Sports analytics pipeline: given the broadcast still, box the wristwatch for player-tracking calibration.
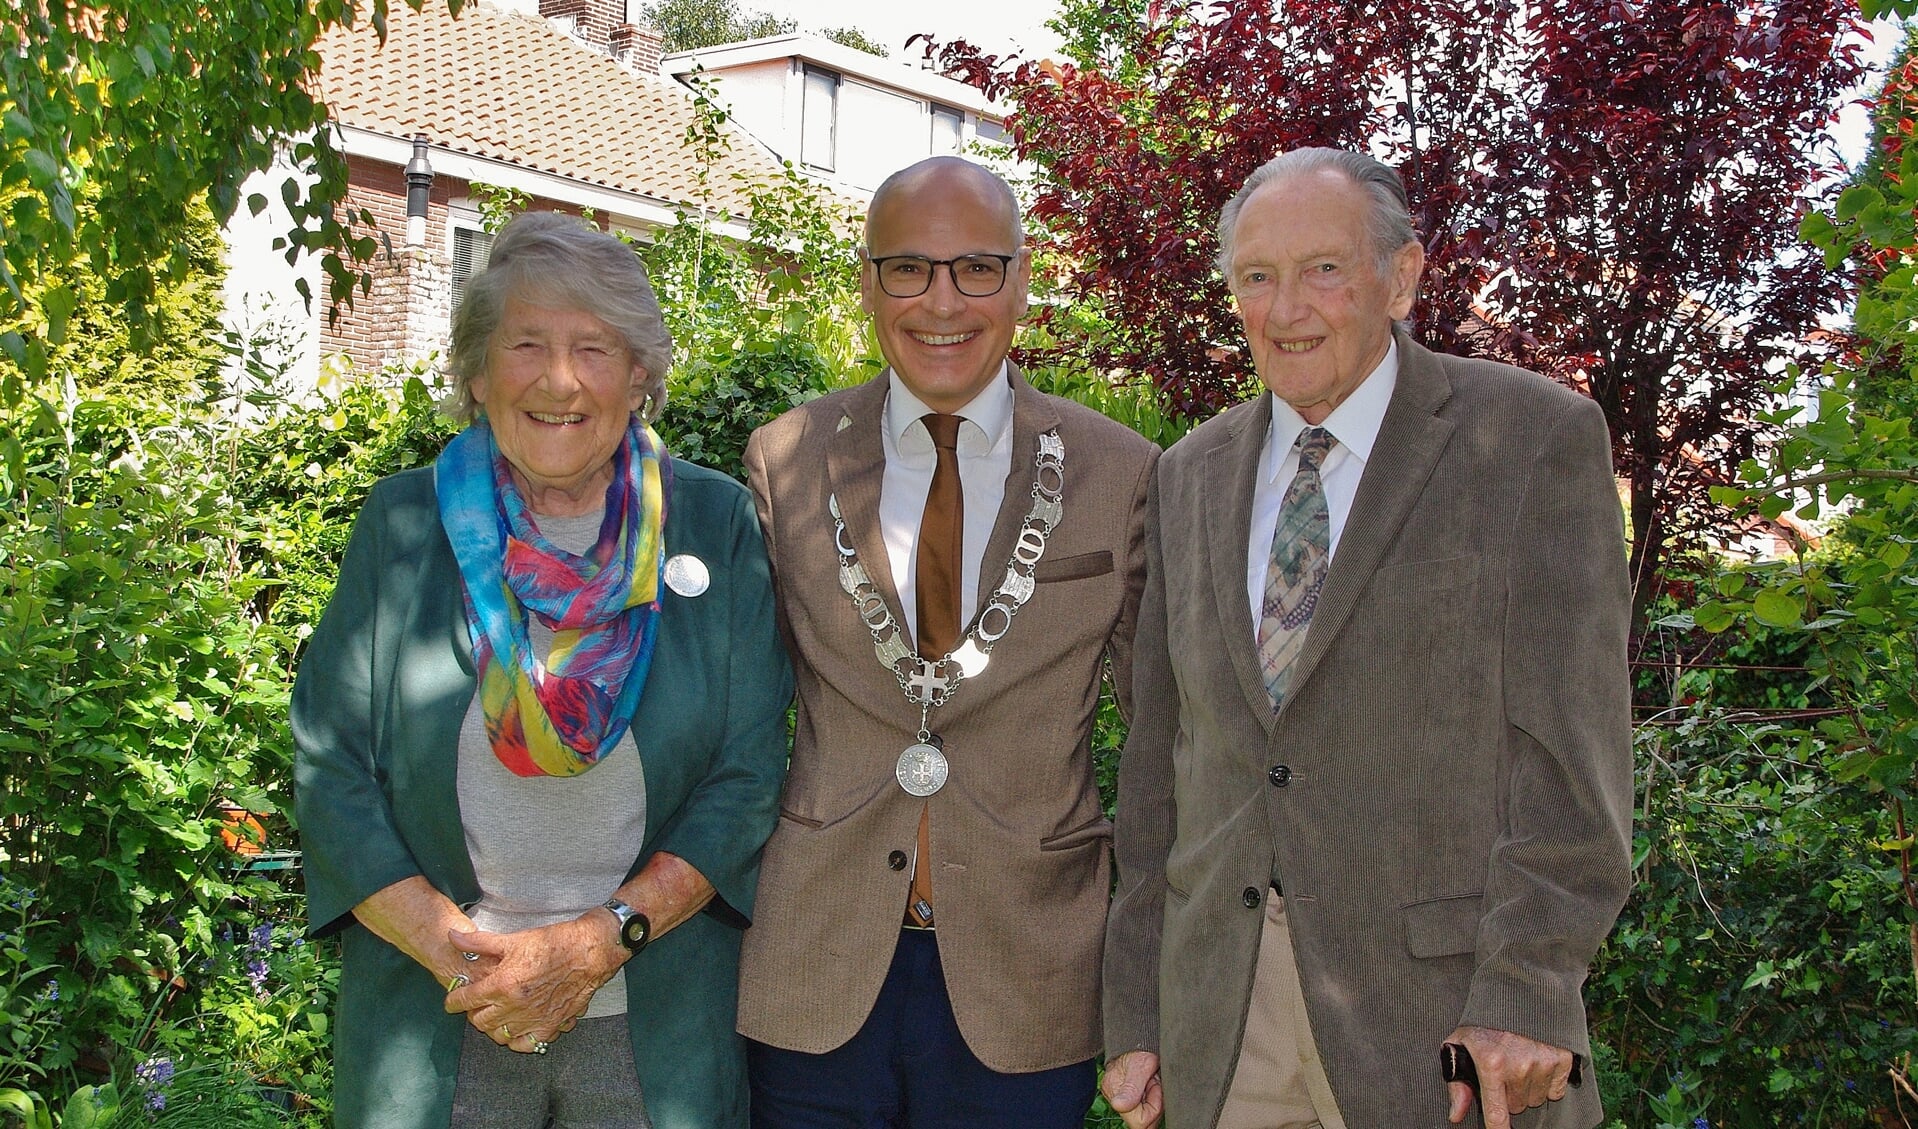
[601,898,652,954]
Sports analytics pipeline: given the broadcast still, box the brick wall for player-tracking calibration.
[318,155,459,373]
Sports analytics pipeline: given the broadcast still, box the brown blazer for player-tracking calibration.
[739,366,1159,1072]
[1104,331,1633,1127]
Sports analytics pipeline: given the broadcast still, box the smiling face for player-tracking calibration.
[861,164,1031,414]
[469,294,645,516]
[1227,168,1424,424]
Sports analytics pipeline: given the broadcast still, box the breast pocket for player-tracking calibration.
[1034,550,1113,584]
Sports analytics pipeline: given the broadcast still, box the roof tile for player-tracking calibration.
[315,1,791,215]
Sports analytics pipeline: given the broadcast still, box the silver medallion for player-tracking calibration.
[664,554,710,597]
[895,742,949,797]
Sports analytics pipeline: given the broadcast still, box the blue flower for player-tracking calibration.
[249,923,273,951]
[41,979,56,1001]
[1846,1079,1858,1091]
[1694,1119,1709,1129]
[247,956,270,990]
[135,1056,175,1087]
[134,1055,176,1111]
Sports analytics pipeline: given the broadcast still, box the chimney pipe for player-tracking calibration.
[404,134,434,247]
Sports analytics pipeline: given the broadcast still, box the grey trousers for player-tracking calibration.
[450,1015,651,1129]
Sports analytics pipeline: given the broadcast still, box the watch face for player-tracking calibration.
[620,911,651,951]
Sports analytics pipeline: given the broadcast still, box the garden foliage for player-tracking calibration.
[3,4,1913,1124]
[930,0,1866,618]
[1587,36,1918,1125]
[0,0,428,365]
[0,371,334,1118]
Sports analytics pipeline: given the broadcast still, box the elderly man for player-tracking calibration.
[1100,147,1633,1129]
[739,156,1158,1127]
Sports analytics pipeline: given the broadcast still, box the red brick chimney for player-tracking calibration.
[537,0,623,51]
[609,23,666,75]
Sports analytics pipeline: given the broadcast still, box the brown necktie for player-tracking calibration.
[915,413,964,659]
[907,412,962,927]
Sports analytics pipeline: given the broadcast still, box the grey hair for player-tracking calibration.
[1216,148,1418,278]
[865,156,1026,249]
[444,211,673,423]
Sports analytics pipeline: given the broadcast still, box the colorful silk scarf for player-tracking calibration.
[436,417,671,777]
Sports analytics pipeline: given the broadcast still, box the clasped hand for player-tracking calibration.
[442,915,626,1053]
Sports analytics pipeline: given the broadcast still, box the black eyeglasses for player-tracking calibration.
[865,253,1016,298]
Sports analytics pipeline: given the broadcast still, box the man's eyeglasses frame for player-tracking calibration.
[863,253,1018,299]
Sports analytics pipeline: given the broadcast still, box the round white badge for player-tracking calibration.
[663,554,710,598]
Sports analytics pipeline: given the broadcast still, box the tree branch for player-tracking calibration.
[1761,468,1918,492]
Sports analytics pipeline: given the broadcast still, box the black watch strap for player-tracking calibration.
[601,898,652,954]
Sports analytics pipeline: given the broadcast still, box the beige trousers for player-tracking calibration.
[1215,892,1348,1129]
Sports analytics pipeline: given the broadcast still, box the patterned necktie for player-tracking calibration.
[1258,427,1335,710]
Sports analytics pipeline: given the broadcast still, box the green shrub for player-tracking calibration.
[231,363,459,638]
[1594,708,1915,1125]
[0,376,298,1093]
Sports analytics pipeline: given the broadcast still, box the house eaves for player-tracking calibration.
[663,33,1007,119]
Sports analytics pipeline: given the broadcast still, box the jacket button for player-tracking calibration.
[887,850,908,871]
[1242,886,1262,909]
[1268,764,1291,787]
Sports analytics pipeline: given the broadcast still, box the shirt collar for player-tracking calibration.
[885,362,1014,454]
[1264,338,1398,478]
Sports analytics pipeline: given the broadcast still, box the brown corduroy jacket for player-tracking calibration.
[1104,330,1634,1128]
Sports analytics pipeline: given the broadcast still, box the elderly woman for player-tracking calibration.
[292,212,791,1129]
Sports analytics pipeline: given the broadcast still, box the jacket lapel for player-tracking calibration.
[974,366,1059,616]
[826,374,906,645]
[1206,392,1280,735]
[1283,331,1455,708]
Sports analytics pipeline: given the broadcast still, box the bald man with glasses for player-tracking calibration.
[738,156,1159,1128]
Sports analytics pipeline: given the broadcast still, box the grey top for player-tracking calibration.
[458,507,648,1018]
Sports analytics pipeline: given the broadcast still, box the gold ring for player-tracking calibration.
[498,1024,512,1040]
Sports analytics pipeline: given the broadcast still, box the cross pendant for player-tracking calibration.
[906,659,945,702]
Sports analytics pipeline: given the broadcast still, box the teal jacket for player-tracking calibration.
[291,459,792,1129]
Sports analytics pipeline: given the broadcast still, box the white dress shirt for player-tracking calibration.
[879,365,1015,648]
[1245,341,1399,639]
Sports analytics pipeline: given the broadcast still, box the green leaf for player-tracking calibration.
[1,109,33,143]
[21,148,58,187]
[1693,601,1736,633]
[39,284,75,347]
[1752,588,1802,628]
[1836,184,1882,221]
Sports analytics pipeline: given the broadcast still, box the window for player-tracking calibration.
[930,104,963,155]
[802,65,839,171]
[450,225,495,314]
[976,118,1008,145]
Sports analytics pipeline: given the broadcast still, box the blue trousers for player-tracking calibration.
[747,928,1095,1129]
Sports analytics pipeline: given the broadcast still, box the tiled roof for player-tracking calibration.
[315,1,789,216]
